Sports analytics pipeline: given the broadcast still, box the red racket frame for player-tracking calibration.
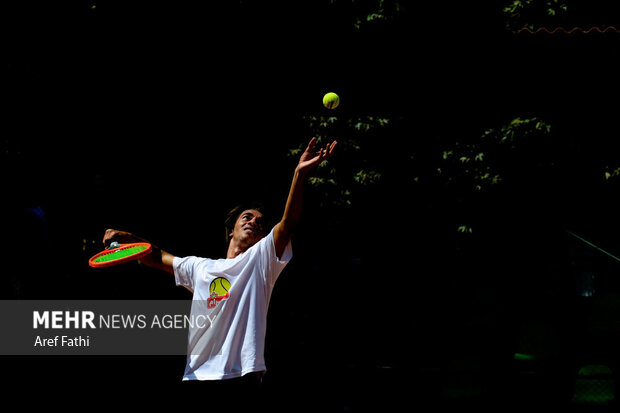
[88,242,152,268]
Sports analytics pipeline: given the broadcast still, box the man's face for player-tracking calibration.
[229,209,265,248]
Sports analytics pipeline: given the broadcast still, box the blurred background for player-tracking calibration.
[3,0,620,411]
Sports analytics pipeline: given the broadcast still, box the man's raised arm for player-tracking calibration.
[273,138,337,258]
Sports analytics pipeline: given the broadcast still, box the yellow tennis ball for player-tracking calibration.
[323,92,340,109]
[209,277,231,297]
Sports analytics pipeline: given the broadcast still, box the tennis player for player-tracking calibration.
[102,138,336,402]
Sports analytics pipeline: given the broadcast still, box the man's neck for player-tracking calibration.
[226,241,248,259]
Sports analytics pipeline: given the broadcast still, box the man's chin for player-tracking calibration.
[249,234,265,245]
[239,234,261,247]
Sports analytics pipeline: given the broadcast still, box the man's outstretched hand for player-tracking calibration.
[296,137,337,176]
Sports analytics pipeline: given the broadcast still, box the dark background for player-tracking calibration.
[3,1,620,411]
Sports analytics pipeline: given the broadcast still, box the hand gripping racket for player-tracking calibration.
[89,241,152,268]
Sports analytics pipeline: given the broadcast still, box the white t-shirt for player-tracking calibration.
[173,228,292,380]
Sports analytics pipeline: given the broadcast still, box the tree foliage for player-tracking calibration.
[329,0,402,29]
[438,117,552,193]
[503,0,569,30]
[288,114,559,236]
[288,115,390,209]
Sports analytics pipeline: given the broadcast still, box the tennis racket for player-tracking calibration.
[89,242,152,268]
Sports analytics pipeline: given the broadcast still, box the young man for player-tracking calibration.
[102,138,336,385]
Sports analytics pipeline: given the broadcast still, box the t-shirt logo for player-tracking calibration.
[207,277,231,309]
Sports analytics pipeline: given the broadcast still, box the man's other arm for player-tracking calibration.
[273,138,337,259]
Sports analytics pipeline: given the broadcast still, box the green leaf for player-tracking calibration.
[308,177,325,186]
[288,148,302,157]
[353,169,382,185]
[366,13,386,22]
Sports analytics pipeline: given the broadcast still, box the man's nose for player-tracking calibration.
[248,217,262,229]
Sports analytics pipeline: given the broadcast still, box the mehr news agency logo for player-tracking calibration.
[28,278,231,350]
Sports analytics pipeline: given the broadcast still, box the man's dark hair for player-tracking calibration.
[224,202,267,245]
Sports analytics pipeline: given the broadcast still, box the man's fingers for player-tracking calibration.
[319,142,336,161]
[328,141,337,158]
[299,138,336,169]
[306,137,317,152]
[103,230,115,247]
[102,228,134,247]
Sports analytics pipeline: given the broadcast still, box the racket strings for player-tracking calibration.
[93,245,149,263]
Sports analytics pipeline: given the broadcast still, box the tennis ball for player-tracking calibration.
[210,277,231,297]
[323,92,340,109]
